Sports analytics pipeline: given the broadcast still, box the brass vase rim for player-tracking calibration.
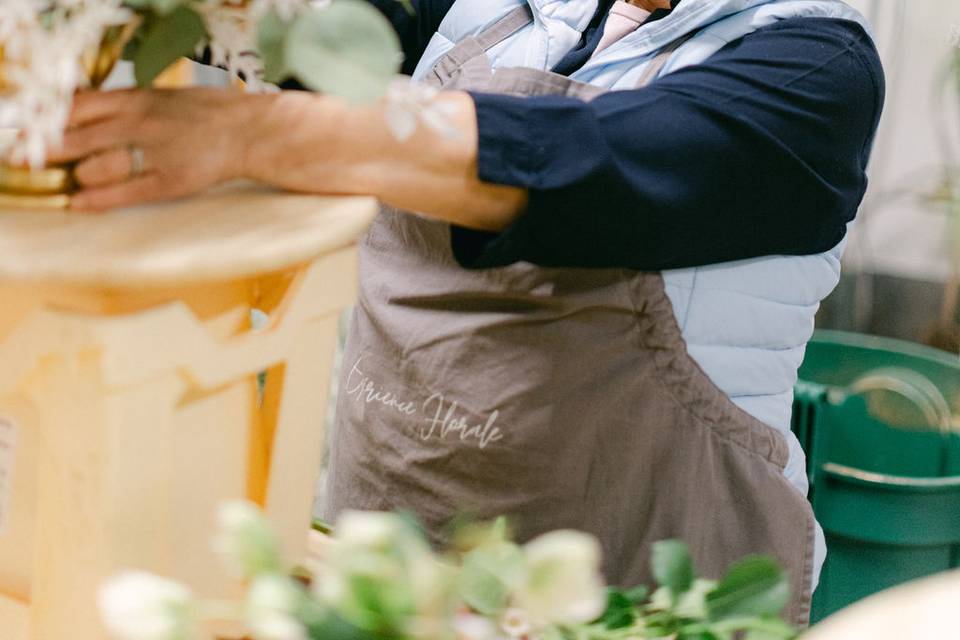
[0,163,73,196]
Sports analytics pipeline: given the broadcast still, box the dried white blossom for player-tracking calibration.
[0,0,130,167]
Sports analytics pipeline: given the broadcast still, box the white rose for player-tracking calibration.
[246,575,307,640]
[516,530,607,626]
[335,510,406,550]
[98,571,194,640]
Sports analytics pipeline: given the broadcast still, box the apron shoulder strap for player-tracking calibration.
[475,4,535,51]
[634,31,697,89]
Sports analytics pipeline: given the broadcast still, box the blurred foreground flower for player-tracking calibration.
[214,499,284,577]
[246,574,309,640]
[99,503,797,640]
[517,530,606,627]
[98,571,195,640]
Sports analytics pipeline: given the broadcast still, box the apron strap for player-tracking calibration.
[428,4,534,88]
[634,31,697,89]
[475,4,536,51]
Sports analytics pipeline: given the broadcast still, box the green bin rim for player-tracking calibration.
[810,329,960,368]
[809,330,960,371]
[822,462,960,493]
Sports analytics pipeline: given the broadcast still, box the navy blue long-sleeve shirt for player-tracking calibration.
[368,1,885,270]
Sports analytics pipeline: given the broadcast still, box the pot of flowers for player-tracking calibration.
[0,0,403,208]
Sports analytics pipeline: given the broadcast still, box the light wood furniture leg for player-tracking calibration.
[0,246,358,639]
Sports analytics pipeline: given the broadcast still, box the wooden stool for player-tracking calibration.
[0,182,377,639]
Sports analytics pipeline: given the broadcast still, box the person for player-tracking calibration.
[51,0,884,625]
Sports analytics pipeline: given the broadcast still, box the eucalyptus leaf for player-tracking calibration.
[132,5,207,87]
[281,0,402,101]
[706,556,789,621]
[651,540,695,595]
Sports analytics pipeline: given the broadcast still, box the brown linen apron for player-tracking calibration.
[324,5,817,626]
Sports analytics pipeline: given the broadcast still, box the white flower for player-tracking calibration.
[213,500,283,577]
[98,571,195,640]
[499,608,532,638]
[195,1,279,93]
[516,531,607,627]
[245,575,308,640]
[335,509,408,549]
[317,511,456,638]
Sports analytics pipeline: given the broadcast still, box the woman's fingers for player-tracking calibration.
[47,119,130,164]
[70,174,167,212]
[68,90,141,127]
[74,147,145,188]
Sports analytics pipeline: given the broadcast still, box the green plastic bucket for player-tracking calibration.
[795,331,960,622]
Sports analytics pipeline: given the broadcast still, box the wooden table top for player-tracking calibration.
[0,181,378,286]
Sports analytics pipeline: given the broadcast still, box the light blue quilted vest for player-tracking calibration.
[411,0,870,502]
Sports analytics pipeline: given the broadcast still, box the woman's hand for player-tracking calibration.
[56,86,527,231]
[51,88,257,210]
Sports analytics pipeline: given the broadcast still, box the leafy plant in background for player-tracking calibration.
[0,0,404,168]
[98,502,798,640]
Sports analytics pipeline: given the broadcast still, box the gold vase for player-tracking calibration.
[0,20,140,210]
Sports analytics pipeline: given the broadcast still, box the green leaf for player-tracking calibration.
[258,8,292,83]
[706,556,790,621]
[132,5,207,87]
[625,585,649,604]
[596,589,637,629]
[677,632,722,640]
[277,0,402,101]
[345,572,412,634]
[304,609,384,640]
[458,543,524,614]
[651,540,695,595]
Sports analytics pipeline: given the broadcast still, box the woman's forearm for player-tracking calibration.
[240,90,528,232]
